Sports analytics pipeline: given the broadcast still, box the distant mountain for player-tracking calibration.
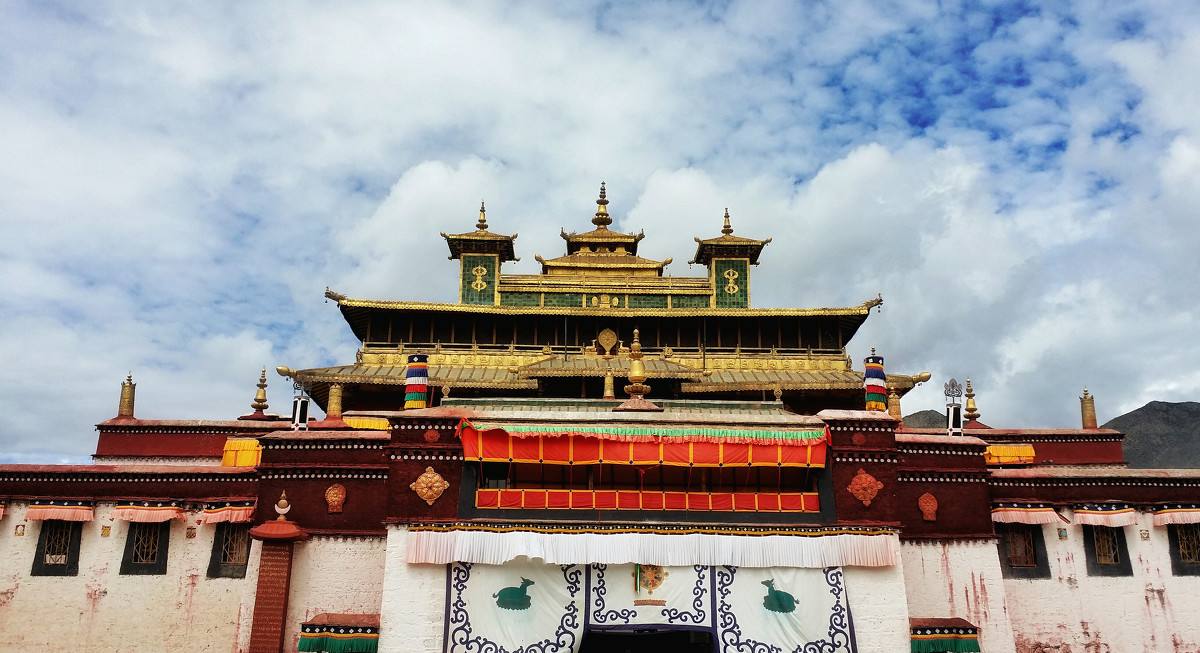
[1104,401,1200,469]
[903,409,946,429]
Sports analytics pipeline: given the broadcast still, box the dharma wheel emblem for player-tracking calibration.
[847,468,884,507]
[723,268,740,295]
[470,265,489,292]
[410,466,450,506]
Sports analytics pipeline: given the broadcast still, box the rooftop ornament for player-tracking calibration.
[593,182,611,228]
[945,377,964,436]
[964,378,980,421]
[614,329,662,412]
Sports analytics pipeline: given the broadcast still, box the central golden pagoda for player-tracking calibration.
[284,184,927,413]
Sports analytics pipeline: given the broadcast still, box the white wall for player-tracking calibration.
[284,534,387,651]
[1005,511,1200,652]
[377,526,449,653]
[843,537,911,653]
[0,501,259,652]
[901,540,1016,653]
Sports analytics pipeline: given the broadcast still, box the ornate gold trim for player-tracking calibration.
[332,296,882,318]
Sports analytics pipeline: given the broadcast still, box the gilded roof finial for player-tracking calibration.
[964,378,980,421]
[274,491,291,521]
[118,373,136,418]
[477,200,488,231]
[615,329,661,411]
[1081,387,1098,429]
[722,208,733,235]
[592,181,611,228]
[251,368,269,412]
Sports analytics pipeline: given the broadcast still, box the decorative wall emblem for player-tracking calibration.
[761,579,797,613]
[597,328,619,356]
[470,265,489,292]
[918,492,938,521]
[410,466,450,506]
[723,268,740,294]
[14,524,25,537]
[423,428,441,443]
[632,564,668,606]
[100,525,111,537]
[325,483,347,513]
[847,468,884,507]
[493,577,534,610]
[851,432,866,446]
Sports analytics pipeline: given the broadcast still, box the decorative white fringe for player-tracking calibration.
[1072,511,1138,527]
[1153,509,1200,526]
[991,509,1062,525]
[406,529,898,568]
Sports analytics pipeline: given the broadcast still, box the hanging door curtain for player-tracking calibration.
[990,503,1062,524]
[197,500,257,524]
[476,489,819,512]
[1072,503,1138,527]
[298,614,380,653]
[458,420,828,468]
[910,625,980,653]
[112,500,185,522]
[1152,503,1200,526]
[407,523,898,568]
[0,503,5,521]
[441,560,855,653]
[25,499,94,521]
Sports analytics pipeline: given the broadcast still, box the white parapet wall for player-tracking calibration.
[378,525,451,653]
[284,533,388,650]
[843,541,911,653]
[0,501,259,652]
[1005,511,1200,652]
[900,539,1016,653]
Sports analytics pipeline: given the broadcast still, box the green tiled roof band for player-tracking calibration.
[469,422,827,442]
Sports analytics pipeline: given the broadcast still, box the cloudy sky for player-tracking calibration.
[3,1,1198,462]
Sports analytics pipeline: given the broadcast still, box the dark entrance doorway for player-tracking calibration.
[580,629,713,653]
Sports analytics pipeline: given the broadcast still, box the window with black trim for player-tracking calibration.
[207,523,252,578]
[31,520,83,576]
[1082,525,1132,576]
[1168,523,1200,576]
[996,523,1050,579]
[119,521,171,575]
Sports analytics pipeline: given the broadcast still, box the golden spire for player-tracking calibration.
[1081,388,1098,429]
[118,373,136,418]
[964,378,980,421]
[592,182,611,228]
[614,329,660,412]
[477,200,488,230]
[251,368,269,412]
[721,208,733,235]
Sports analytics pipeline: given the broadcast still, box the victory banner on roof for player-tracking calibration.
[442,560,855,653]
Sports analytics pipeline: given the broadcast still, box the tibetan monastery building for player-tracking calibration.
[1,185,1199,653]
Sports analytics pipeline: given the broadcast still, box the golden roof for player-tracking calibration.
[327,292,883,318]
[559,183,647,256]
[690,209,772,265]
[282,363,536,390]
[518,355,704,379]
[440,201,518,262]
[681,369,927,394]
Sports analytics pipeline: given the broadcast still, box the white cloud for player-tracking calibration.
[2,1,1199,460]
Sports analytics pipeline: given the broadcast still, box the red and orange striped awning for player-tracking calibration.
[459,423,826,468]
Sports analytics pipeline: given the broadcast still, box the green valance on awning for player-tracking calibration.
[298,616,379,653]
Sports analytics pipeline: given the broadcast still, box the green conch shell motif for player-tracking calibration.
[493,577,534,610]
[761,579,796,613]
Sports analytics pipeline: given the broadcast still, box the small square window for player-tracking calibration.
[120,521,171,575]
[1169,524,1200,576]
[207,523,252,579]
[1082,525,1132,576]
[996,523,1050,579]
[31,520,82,576]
